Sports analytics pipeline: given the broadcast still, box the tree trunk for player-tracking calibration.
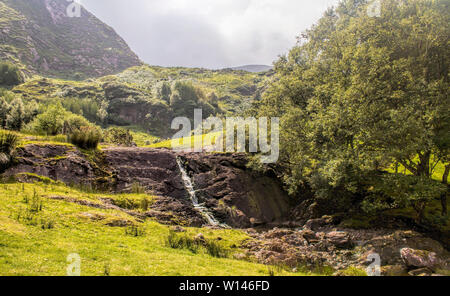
[417,151,431,177]
[441,164,449,216]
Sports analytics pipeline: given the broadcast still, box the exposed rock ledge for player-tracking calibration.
[4,144,292,228]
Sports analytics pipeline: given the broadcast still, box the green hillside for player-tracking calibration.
[0,0,141,80]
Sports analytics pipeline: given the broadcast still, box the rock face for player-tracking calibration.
[5,144,95,185]
[180,153,291,228]
[4,145,292,228]
[0,0,141,79]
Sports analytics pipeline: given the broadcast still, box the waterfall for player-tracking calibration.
[176,157,228,228]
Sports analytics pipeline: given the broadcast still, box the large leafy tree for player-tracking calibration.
[255,0,449,215]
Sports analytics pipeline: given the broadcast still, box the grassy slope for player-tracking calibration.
[0,182,305,276]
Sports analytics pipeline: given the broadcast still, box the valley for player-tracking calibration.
[0,0,449,277]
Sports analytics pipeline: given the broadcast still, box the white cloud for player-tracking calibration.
[78,0,340,68]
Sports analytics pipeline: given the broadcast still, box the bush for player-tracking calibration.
[69,126,101,150]
[104,127,134,146]
[0,61,24,86]
[0,130,18,171]
[165,231,229,258]
[362,174,447,222]
[28,102,94,136]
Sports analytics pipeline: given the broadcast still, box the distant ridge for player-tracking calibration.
[229,65,273,73]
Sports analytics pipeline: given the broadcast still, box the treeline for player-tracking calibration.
[253,0,449,220]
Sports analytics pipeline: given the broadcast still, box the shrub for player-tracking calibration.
[0,130,18,171]
[28,102,93,136]
[28,103,67,135]
[0,97,9,128]
[131,181,146,194]
[69,126,101,150]
[165,231,229,258]
[5,97,24,130]
[362,174,447,222]
[165,231,199,253]
[0,61,24,86]
[125,224,145,237]
[104,127,134,146]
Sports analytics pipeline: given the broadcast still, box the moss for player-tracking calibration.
[339,215,374,229]
[335,267,367,276]
[16,172,63,185]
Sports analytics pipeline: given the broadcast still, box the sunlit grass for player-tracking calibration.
[0,181,309,276]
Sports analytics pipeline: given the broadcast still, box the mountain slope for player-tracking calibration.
[0,0,141,79]
[230,65,273,73]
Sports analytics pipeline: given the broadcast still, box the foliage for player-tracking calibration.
[104,127,134,146]
[0,61,23,86]
[170,81,217,120]
[0,130,18,171]
[253,0,450,214]
[68,126,101,150]
[362,174,447,221]
[61,97,107,125]
[27,102,94,136]
[165,231,229,258]
[0,96,38,131]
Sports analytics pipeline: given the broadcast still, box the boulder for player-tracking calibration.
[326,231,353,249]
[400,248,441,270]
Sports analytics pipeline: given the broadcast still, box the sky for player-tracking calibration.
[78,0,340,69]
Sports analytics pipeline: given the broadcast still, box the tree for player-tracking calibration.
[254,0,449,214]
[29,102,93,136]
[158,82,172,104]
[5,98,25,130]
[0,97,9,128]
[0,61,24,86]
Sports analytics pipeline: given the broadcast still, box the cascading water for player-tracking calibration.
[176,157,228,228]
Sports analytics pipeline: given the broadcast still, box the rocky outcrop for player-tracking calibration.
[5,144,95,185]
[241,226,450,275]
[4,145,292,228]
[0,0,141,79]
[180,153,292,228]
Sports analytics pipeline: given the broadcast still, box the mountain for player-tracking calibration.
[230,65,273,73]
[0,0,141,80]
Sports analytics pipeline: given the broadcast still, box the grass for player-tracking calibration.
[148,131,224,151]
[0,181,309,276]
[388,156,448,182]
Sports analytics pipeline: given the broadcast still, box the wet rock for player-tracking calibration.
[304,216,334,231]
[326,231,353,249]
[299,229,317,242]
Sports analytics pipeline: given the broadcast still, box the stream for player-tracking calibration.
[176,157,229,228]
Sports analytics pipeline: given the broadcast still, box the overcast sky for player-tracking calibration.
[78,0,340,69]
